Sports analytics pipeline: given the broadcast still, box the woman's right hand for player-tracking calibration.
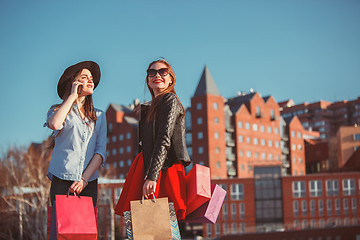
[143,179,157,199]
[69,81,82,99]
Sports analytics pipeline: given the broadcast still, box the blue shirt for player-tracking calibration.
[44,103,107,182]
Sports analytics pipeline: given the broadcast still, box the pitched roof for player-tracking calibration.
[109,103,133,114]
[194,66,220,97]
[226,92,256,113]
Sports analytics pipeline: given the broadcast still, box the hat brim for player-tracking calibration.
[57,61,101,100]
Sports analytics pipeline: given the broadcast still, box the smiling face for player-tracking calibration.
[75,69,94,96]
[147,62,173,97]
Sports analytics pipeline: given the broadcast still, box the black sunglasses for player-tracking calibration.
[147,68,169,77]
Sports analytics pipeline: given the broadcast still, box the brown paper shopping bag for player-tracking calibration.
[130,197,172,240]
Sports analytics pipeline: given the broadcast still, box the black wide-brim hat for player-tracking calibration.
[57,61,101,100]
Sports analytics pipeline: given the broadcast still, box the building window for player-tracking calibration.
[256,106,261,117]
[119,147,124,154]
[126,132,131,139]
[268,126,272,133]
[274,127,279,134]
[119,134,124,141]
[252,124,258,131]
[112,149,117,156]
[222,203,228,220]
[344,199,349,215]
[302,200,307,217]
[238,121,243,128]
[319,199,324,216]
[214,132,219,139]
[326,179,339,196]
[343,179,355,196]
[216,162,221,168]
[298,132,302,138]
[223,223,229,234]
[215,147,220,154]
[206,224,212,237]
[351,198,357,215]
[310,200,315,216]
[112,136,117,142]
[126,146,131,153]
[309,180,323,197]
[231,203,237,220]
[196,103,202,110]
[247,151,251,158]
[353,134,360,141]
[238,136,243,142]
[239,150,244,157]
[197,117,203,125]
[268,140,273,147]
[261,139,266,146]
[127,159,132,166]
[240,203,245,219]
[271,109,275,119]
[260,125,265,132]
[293,200,299,217]
[198,147,204,154]
[215,223,220,236]
[293,157,297,164]
[231,223,237,234]
[275,141,280,148]
[214,117,219,124]
[253,138,258,145]
[327,199,332,216]
[198,132,203,139]
[213,102,218,110]
[292,144,296,150]
[298,144,303,150]
[230,184,244,200]
[120,161,124,167]
[246,137,251,144]
[293,181,306,198]
[335,199,341,215]
[245,122,250,130]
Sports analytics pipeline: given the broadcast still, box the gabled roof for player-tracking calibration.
[109,103,133,114]
[124,116,138,127]
[226,92,256,114]
[194,66,220,97]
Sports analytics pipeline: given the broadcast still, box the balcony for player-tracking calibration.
[226,154,236,161]
[282,160,290,168]
[226,140,235,147]
[282,146,289,155]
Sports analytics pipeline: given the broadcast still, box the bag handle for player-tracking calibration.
[66,188,81,199]
[141,193,156,204]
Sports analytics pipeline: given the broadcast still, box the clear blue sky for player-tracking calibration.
[1,0,359,148]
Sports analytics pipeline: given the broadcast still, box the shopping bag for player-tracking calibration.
[185,164,211,215]
[48,205,98,240]
[55,194,97,240]
[124,202,181,240]
[130,197,173,240]
[185,184,227,224]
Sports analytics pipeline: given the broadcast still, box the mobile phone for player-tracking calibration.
[77,85,83,94]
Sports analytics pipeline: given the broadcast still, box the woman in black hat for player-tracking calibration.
[44,61,107,207]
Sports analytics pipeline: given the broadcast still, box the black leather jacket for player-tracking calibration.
[138,92,191,181]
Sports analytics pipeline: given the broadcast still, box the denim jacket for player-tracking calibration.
[44,103,107,182]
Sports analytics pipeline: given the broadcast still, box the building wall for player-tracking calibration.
[337,126,360,168]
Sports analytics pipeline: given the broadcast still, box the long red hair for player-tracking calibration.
[145,59,185,122]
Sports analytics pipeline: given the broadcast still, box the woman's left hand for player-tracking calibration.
[70,179,88,194]
[143,179,157,199]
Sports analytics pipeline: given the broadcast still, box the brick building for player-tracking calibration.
[281,97,360,139]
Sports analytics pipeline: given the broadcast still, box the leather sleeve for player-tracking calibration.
[146,93,180,181]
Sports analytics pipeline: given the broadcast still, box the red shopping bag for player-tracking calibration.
[47,206,98,240]
[185,164,211,215]
[185,184,227,224]
[54,194,97,240]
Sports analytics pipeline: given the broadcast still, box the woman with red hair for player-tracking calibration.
[115,59,191,220]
